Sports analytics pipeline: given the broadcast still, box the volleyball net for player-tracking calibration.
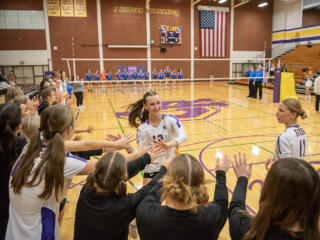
[60,57,276,86]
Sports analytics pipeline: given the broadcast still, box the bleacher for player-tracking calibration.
[280,43,320,83]
[233,43,320,93]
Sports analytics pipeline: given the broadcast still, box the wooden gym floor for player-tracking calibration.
[61,81,320,240]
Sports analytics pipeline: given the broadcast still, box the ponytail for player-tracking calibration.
[37,132,65,200]
[282,98,308,120]
[11,105,73,201]
[299,109,308,119]
[127,99,147,128]
[127,91,158,128]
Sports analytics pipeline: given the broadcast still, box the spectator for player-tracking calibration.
[5,88,23,103]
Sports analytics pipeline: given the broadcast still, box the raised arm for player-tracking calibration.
[212,155,230,232]
[229,153,252,240]
[64,134,133,152]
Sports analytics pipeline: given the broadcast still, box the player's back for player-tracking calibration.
[276,125,307,160]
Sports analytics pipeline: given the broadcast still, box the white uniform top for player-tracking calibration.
[6,149,86,240]
[314,76,320,94]
[137,114,187,173]
[275,125,307,160]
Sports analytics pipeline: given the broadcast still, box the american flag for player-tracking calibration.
[199,9,227,57]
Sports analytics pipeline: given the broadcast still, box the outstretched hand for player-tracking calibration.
[148,145,165,164]
[215,154,230,173]
[231,153,252,179]
[105,133,122,141]
[265,155,275,170]
[86,126,94,133]
[115,133,135,150]
[155,139,170,150]
[161,154,175,168]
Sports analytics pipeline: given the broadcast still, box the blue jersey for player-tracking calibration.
[94,73,100,80]
[178,72,183,79]
[159,72,164,80]
[107,73,112,80]
[144,72,150,80]
[165,70,170,77]
[246,70,256,82]
[255,70,263,82]
[117,73,122,80]
[138,73,144,80]
[171,71,177,79]
[67,82,72,95]
[152,72,157,79]
[132,72,138,80]
[86,73,92,81]
[123,72,128,80]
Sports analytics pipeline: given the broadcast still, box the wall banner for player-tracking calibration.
[48,0,61,17]
[61,0,74,17]
[74,0,87,17]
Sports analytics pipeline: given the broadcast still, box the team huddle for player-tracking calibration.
[1,85,319,240]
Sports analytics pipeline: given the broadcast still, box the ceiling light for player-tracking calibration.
[258,2,268,7]
[218,0,227,3]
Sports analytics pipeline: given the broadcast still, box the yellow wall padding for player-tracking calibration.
[280,72,297,101]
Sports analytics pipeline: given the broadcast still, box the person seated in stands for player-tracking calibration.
[13,95,36,116]
[0,72,9,90]
[5,87,24,103]
[37,86,56,115]
[8,71,17,87]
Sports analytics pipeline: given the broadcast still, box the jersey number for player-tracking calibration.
[300,139,306,157]
[153,134,164,142]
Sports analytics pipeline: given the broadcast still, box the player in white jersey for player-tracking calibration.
[6,104,133,240]
[128,91,187,185]
[266,98,308,169]
[5,105,97,240]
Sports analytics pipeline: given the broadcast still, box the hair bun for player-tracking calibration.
[300,110,308,119]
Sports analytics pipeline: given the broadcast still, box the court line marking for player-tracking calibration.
[253,143,274,154]
[181,139,276,152]
[198,133,320,215]
[108,99,144,184]
[198,135,259,215]
[205,120,229,132]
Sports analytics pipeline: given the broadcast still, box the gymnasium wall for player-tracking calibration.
[0,0,274,80]
[233,0,273,56]
[0,0,46,51]
[48,0,99,75]
[302,8,320,27]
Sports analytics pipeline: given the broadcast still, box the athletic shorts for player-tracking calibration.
[306,80,312,87]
